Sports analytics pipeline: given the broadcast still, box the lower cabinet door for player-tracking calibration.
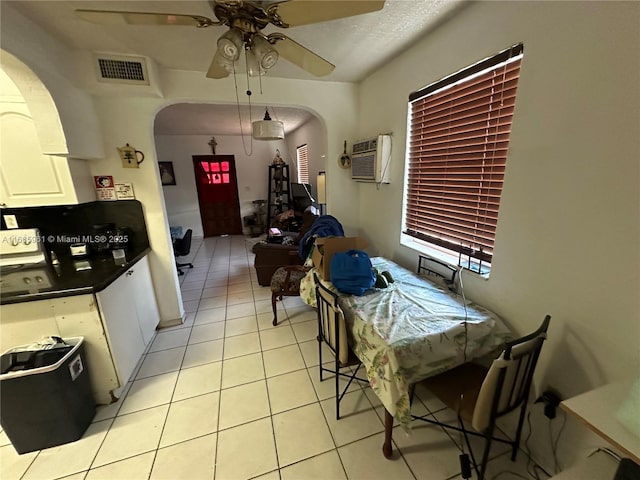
[96,271,146,385]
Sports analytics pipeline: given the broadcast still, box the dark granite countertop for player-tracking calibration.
[0,247,151,305]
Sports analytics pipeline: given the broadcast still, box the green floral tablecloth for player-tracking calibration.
[300,257,512,430]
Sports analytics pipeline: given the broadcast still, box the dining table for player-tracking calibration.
[299,256,512,458]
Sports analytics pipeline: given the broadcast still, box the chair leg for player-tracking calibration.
[318,335,324,382]
[511,403,529,461]
[271,293,279,326]
[335,362,340,420]
[478,422,496,480]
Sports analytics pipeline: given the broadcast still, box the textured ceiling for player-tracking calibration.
[6,0,466,135]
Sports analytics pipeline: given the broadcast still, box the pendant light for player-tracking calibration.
[252,107,284,140]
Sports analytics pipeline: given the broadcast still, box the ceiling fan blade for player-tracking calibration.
[272,0,385,27]
[75,9,216,27]
[206,51,232,79]
[272,35,335,77]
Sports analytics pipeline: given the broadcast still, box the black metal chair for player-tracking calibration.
[173,228,193,276]
[314,273,368,420]
[411,315,551,480]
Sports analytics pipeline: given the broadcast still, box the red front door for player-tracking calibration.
[193,155,243,237]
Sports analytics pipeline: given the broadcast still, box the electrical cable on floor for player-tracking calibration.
[549,409,567,473]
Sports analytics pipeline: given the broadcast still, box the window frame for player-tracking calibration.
[296,144,309,184]
[400,43,524,276]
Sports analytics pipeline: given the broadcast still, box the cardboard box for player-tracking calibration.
[312,236,369,280]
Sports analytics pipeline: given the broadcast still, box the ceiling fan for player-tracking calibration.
[75,0,385,79]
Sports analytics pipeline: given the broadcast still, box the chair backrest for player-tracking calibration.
[313,273,349,365]
[472,315,551,432]
[174,229,193,257]
[417,254,457,285]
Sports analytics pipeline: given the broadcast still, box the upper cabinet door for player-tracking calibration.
[0,102,79,207]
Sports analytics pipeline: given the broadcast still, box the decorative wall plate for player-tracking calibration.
[338,140,352,169]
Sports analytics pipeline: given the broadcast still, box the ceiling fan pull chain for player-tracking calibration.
[233,64,253,157]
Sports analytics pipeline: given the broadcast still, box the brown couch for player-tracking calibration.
[253,211,318,286]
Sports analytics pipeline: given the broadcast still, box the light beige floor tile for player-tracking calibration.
[184,272,207,282]
[148,328,190,353]
[136,347,185,379]
[414,382,448,413]
[194,306,226,325]
[151,434,217,480]
[0,430,10,447]
[280,450,347,480]
[308,367,364,401]
[273,403,335,467]
[189,322,225,344]
[282,295,307,308]
[227,282,253,294]
[93,382,132,421]
[86,451,155,480]
[218,380,270,430]
[262,344,306,377]
[158,312,194,332]
[228,274,251,285]
[183,300,200,313]
[256,298,283,315]
[221,353,265,389]
[338,433,415,480]
[252,288,272,301]
[118,371,178,415]
[299,339,334,368]
[180,289,202,302]
[92,405,168,467]
[227,291,256,306]
[197,296,226,311]
[320,390,384,446]
[0,444,38,480]
[173,361,222,401]
[257,311,289,331]
[226,302,256,319]
[285,305,316,324]
[207,270,229,280]
[204,278,227,288]
[57,472,87,480]
[181,282,203,293]
[182,339,223,368]
[160,392,220,447]
[215,418,278,480]
[393,417,464,480]
[267,369,318,414]
[291,319,318,342]
[224,315,258,337]
[201,286,227,299]
[22,420,111,480]
[223,332,261,359]
[253,471,280,480]
[259,325,297,351]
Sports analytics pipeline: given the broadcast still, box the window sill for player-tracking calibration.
[400,233,491,279]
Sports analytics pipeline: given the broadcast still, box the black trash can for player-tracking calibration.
[0,336,95,454]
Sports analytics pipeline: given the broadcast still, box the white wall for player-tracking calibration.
[357,0,640,471]
[155,134,290,237]
[285,116,328,208]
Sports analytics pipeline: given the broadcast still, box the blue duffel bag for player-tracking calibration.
[330,250,375,296]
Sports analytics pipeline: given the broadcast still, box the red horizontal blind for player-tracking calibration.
[405,45,523,264]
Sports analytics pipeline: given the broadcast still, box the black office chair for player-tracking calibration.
[314,273,368,420]
[173,228,193,276]
[410,315,551,480]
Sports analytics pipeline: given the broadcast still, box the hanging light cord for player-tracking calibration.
[233,61,253,156]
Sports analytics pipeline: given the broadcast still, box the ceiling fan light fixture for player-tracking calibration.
[217,27,243,61]
[251,34,279,70]
[252,108,285,140]
[246,49,265,77]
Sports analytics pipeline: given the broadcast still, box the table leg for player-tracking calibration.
[382,408,394,458]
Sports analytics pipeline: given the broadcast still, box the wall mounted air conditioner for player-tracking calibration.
[351,134,391,183]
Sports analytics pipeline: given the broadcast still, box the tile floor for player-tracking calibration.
[1,235,542,480]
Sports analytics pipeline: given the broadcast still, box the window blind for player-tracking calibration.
[404,44,523,265]
[296,144,309,184]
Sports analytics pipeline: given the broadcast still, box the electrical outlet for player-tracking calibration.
[535,389,561,419]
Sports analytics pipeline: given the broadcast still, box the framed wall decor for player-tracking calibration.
[158,161,176,186]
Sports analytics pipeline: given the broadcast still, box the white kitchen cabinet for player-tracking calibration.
[0,80,94,207]
[0,256,159,404]
[0,294,120,405]
[96,256,159,384]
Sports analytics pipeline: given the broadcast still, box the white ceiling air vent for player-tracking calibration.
[95,54,149,85]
